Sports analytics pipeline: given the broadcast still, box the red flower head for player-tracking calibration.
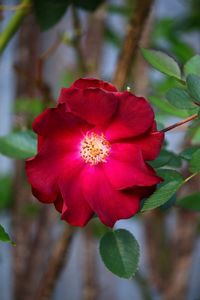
[26,78,164,227]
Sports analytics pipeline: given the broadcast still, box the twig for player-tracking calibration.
[184,172,198,183]
[37,35,64,87]
[34,226,74,300]
[71,5,87,75]
[0,3,31,11]
[162,114,198,133]
[40,35,64,61]
[0,0,31,54]
[112,0,154,90]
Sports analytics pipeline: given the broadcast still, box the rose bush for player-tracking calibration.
[26,78,164,227]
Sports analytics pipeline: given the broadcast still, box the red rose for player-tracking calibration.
[26,78,164,227]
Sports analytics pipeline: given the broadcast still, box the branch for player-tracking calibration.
[162,114,198,133]
[0,0,31,54]
[112,0,154,90]
[71,5,87,75]
[34,226,74,300]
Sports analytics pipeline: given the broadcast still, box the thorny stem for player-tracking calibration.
[0,0,31,54]
[162,113,198,133]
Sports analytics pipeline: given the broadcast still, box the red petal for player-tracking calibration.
[26,141,83,204]
[37,135,44,151]
[132,130,164,161]
[105,92,154,140]
[58,170,94,227]
[82,166,140,227]
[33,104,92,139]
[54,193,64,213]
[58,87,118,126]
[103,143,162,189]
[71,78,118,92]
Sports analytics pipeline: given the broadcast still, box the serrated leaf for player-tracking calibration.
[0,224,12,243]
[186,74,200,103]
[99,229,140,278]
[33,0,71,31]
[0,131,37,159]
[184,55,200,77]
[180,146,199,161]
[149,149,182,168]
[142,169,183,212]
[189,149,200,173]
[141,49,181,79]
[177,193,200,211]
[149,149,172,168]
[148,96,194,118]
[166,88,195,109]
[157,169,183,182]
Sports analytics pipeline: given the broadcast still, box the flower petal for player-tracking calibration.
[33,104,92,139]
[132,130,164,161]
[58,170,94,227]
[58,87,118,126]
[82,166,141,227]
[26,141,82,204]
[105,92,154,140]
[54,193,64,213]
[71,78,118,92]
[103,143,162,189]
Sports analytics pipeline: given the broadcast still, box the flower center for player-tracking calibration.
[80,132,111,165]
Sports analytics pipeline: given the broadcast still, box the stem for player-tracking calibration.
[162,114,198,133]
[0,0,31,55]
[112,0,154,90]
[71,5,87,75]
[0,3,31,11]
[34,226,74,300]
[184,172,198,184]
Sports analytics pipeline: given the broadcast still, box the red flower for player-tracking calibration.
[26,78,164,227]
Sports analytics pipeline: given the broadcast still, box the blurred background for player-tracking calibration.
[0,0,200,299]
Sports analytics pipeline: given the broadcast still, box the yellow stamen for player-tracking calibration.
[80,132,111,165]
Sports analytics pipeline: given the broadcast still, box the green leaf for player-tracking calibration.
[149,149,182,169]
[141,49,181,79]
[189,148,200,173]
[177,193,200,211]
[180,146,199,161]
[0,176,12,209]
[184,55,200,77]
[191,126,200,145]
[186,74,200,103]
[148,96,194,118]
[99,229,140,278]
[141,169,183,212]
[0,131,37,159]
[73,0,104,11]
[149,149,172,168]
[0,224,12,243]
[166,88,195,109]
[33,0,71,31]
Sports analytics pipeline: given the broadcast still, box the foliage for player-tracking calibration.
[0,224,13,244]
[99,229,140,278]
[33,0,105,30]
[0,0,200,283]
